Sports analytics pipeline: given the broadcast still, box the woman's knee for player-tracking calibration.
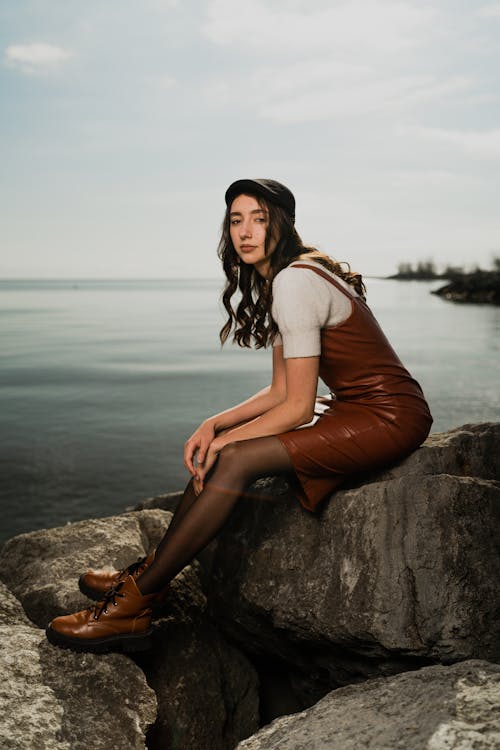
[212,441,250,482]
[217,441,245,467]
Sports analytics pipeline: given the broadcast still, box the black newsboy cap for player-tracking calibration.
[225,178,295,221]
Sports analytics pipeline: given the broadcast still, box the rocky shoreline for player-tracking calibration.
[387,265,500,305]
[431,268,500,305]
[0,422,499,749]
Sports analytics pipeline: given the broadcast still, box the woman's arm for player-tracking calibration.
[184,346,287,475]
[210,345,287,432]
[194,350,319,487]
[216,351,319,443]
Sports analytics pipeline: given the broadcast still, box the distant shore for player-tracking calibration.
[387,261,500,305]
[431,269,500,305]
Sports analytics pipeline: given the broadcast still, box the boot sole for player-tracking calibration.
[45,624,154,654]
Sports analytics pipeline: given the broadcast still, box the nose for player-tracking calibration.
[239,218,252,238]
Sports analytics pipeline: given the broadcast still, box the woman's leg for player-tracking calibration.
[163,420,257,538]
[163,477,199,538]
[136,436,293,595]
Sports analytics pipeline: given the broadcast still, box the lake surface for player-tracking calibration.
[1,277,499,544]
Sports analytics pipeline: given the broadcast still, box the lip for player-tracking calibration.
[240,245,257,252]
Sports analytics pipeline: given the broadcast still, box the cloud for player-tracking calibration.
[203,60,471,123]
[201,1,475,124]
[260,73,470,124]
[4,43,71,75]
[147,73,177,89]
[149,0,179,7]
[388,168,474,189]
[478,3,500,18]
[158,74,177,88]
[416,127,500,158]
[202,0,436,56]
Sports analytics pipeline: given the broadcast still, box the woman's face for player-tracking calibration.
[229,194,278,279]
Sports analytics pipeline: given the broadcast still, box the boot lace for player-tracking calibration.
[92,581,125,620]
[118,555,148,578]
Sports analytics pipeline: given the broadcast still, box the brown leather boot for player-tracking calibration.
[46,575,158,653]
[78,552,155,601]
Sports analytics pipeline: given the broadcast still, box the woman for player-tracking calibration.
[46,178,432,653]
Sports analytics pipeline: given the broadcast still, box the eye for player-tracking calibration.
[230,219,241,225]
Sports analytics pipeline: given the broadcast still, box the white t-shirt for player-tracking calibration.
[271,259,359,359]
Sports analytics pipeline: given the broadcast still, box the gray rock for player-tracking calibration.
[235,660,500,750]
[2,422,498,747]
[140,612,260,750]
[0,509,172,626]
[0,581,156,750]
[137,559,260,749]
[0,579,36,629]
[0,513,260,750]
[133,489,183,512]
[207,472,500,692]
[368,422,500,483]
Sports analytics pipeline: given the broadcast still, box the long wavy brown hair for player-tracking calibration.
[218,193,366,349]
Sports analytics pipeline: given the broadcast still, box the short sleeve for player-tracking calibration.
[271,267,331,358]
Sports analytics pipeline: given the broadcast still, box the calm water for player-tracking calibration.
[1,278,499,544]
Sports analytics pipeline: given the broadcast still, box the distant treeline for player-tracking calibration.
[388,260,441,280]
[388,258,500,305]
[389,257,500,279]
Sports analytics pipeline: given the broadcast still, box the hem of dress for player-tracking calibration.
[275,434,328,513]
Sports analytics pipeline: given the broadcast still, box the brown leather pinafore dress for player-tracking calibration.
[275,263,433,513]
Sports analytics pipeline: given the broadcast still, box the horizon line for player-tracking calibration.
[0,274,388,282]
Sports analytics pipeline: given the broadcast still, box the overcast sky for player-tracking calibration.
[1,0,499,278]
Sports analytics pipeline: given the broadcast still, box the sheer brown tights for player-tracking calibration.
[136,436,294,595]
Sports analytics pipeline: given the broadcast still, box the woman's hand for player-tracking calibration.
[193,439,224,495]
[184,419,216,477]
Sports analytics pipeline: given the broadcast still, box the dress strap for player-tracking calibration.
[291,263,356,301]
